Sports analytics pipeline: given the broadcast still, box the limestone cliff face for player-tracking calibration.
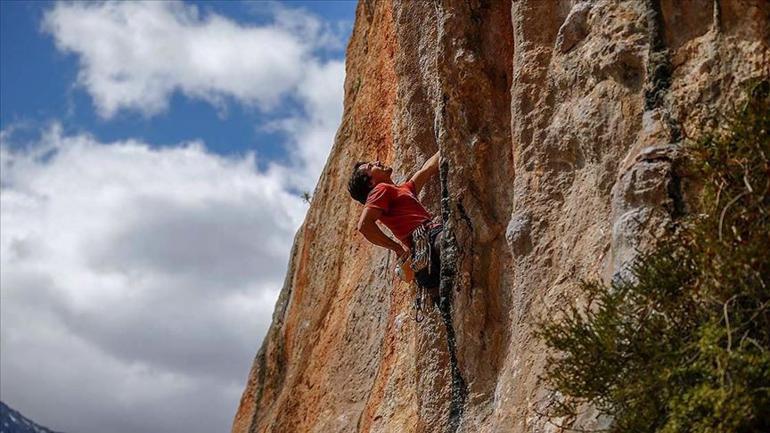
[232,1,769,432]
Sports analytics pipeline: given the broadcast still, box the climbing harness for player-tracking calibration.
[410,222,432,274]
[409,220,439,323]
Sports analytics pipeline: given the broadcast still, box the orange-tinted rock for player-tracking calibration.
[233,1,769,432]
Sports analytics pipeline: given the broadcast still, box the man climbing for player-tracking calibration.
[347,151,442,291]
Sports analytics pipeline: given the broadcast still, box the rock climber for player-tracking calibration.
[347,151,442,291]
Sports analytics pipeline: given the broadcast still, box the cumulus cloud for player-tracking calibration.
[0,125,306,433]
[2,3,349,432]
[42,0,347,192]
[42,1,341,118]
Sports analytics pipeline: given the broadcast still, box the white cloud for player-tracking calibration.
[42,0,347,192]
[1,4,349,431]
[0,125,305,433]
[42,1,341,118]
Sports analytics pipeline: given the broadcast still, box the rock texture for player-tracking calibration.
[232,1,769,432]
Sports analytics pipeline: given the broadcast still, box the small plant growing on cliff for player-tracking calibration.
[537,81,770,433]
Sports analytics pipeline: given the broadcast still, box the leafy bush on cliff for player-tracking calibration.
[538,82,770,433]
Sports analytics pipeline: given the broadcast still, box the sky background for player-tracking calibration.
[0,1,356,432]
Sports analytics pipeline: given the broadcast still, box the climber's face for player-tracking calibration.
[360,160,392,186]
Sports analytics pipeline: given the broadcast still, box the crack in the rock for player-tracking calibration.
[643,0,687,223]
[439,159,468,433]
[667,164,686,220]
[644,0,684,145]
[644,0,671,112]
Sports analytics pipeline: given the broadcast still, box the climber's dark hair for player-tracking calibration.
[348,161,373,205]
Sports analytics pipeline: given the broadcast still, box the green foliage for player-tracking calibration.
[537,81,770,433]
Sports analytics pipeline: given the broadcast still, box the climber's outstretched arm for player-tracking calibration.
[357,207,410,258]
[409,150,440,195]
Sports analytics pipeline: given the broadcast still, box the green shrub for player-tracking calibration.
[537,81,770,433]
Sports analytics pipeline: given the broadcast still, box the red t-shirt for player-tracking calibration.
[365,180,432,244]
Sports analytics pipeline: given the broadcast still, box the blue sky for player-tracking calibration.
[2,1,354,167]
[0,2,356,433]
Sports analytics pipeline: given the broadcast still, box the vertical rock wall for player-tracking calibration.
[232,1,769,432]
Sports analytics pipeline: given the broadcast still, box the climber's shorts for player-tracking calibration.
[414,224,443,290]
